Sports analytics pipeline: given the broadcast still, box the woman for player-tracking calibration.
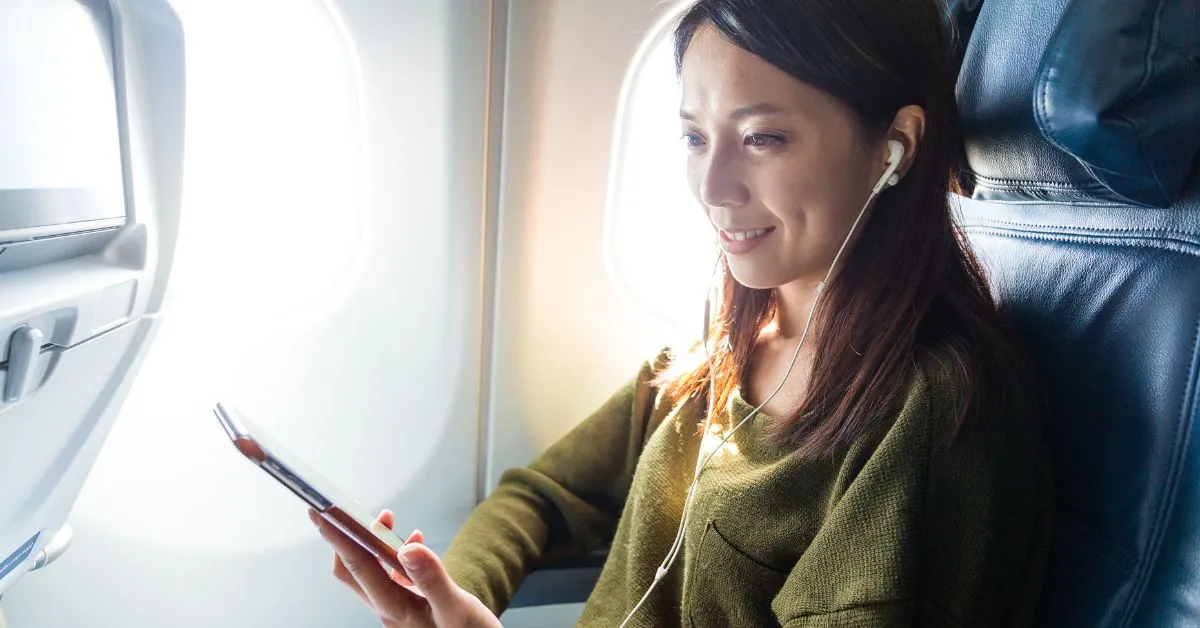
[311,0,1054,625]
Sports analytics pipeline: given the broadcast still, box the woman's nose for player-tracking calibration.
[697,150,749,209]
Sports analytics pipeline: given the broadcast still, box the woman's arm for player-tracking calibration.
[441,355,668,615]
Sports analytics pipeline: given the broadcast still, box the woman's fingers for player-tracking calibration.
[373,511,421,545]
[312,508,500,627]
[369,510,423,586]
[397,543,469,613]
[332,553,370,606]
[387,531,423,586]
[383,531,422,588]
[310,510,427,620]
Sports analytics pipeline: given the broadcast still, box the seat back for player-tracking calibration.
[952,0,1200,624]
[0,0,184,597]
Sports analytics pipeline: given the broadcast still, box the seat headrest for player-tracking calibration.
[955,0,1199,208]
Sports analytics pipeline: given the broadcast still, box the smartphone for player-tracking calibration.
[213,402,411,584]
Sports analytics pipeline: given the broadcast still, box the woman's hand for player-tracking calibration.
[310,508,502,628]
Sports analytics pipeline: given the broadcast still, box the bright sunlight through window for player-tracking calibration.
[74,0,368,552]
[605,6,714,338]
[165,0,368,329]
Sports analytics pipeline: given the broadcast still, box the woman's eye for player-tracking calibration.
[681,132,705,150]
[744,133,785,148]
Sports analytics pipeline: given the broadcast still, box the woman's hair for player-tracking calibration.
[661,0,1029,457]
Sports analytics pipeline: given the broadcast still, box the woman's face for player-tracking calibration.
[679,24,886,291]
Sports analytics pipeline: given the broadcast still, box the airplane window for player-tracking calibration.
[605,9,713,337]
[71,0,369,552]
[164,0,367,329]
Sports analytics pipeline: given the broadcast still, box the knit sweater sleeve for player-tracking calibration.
[441,354,668,616]
[770,358,1054,627]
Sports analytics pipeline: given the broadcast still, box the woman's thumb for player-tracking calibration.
[397,544,456,607]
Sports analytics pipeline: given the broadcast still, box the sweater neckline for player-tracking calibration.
[728,387,776,423]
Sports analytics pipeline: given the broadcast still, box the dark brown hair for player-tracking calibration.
[661,0,1028,457]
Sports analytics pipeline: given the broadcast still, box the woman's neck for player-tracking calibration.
[771,277,824,340]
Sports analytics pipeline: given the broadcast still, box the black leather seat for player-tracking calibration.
[953,0,1199,624]
[512,1,1200,624]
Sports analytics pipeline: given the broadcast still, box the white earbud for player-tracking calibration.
[872,139,905,194]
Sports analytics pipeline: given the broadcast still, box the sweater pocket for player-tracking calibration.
[687,519,790,628]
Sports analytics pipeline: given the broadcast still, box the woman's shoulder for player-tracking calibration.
[910,343,1048,456]
[630,341,706,393]
[624,343,707,435]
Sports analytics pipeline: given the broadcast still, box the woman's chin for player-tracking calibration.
[727,266,784,291]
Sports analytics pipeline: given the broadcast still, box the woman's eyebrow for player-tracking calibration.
[679,102,787,121]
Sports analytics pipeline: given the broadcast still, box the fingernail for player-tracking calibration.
[308,510,321,527]
[398,546,422,573]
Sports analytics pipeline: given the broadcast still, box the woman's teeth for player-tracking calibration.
[727,228,769,241]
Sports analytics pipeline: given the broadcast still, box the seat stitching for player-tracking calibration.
[961,218,1200,238]
[1121,294,1199,626]
[962,225,1200,254]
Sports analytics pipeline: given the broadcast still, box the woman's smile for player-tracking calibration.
[718,226,775,254]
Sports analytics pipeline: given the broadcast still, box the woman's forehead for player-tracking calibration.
[679,26,841,123]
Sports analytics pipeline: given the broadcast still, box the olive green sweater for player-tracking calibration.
[443,350,1053,626]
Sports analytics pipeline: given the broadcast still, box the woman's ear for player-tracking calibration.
[886,105,926,179]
